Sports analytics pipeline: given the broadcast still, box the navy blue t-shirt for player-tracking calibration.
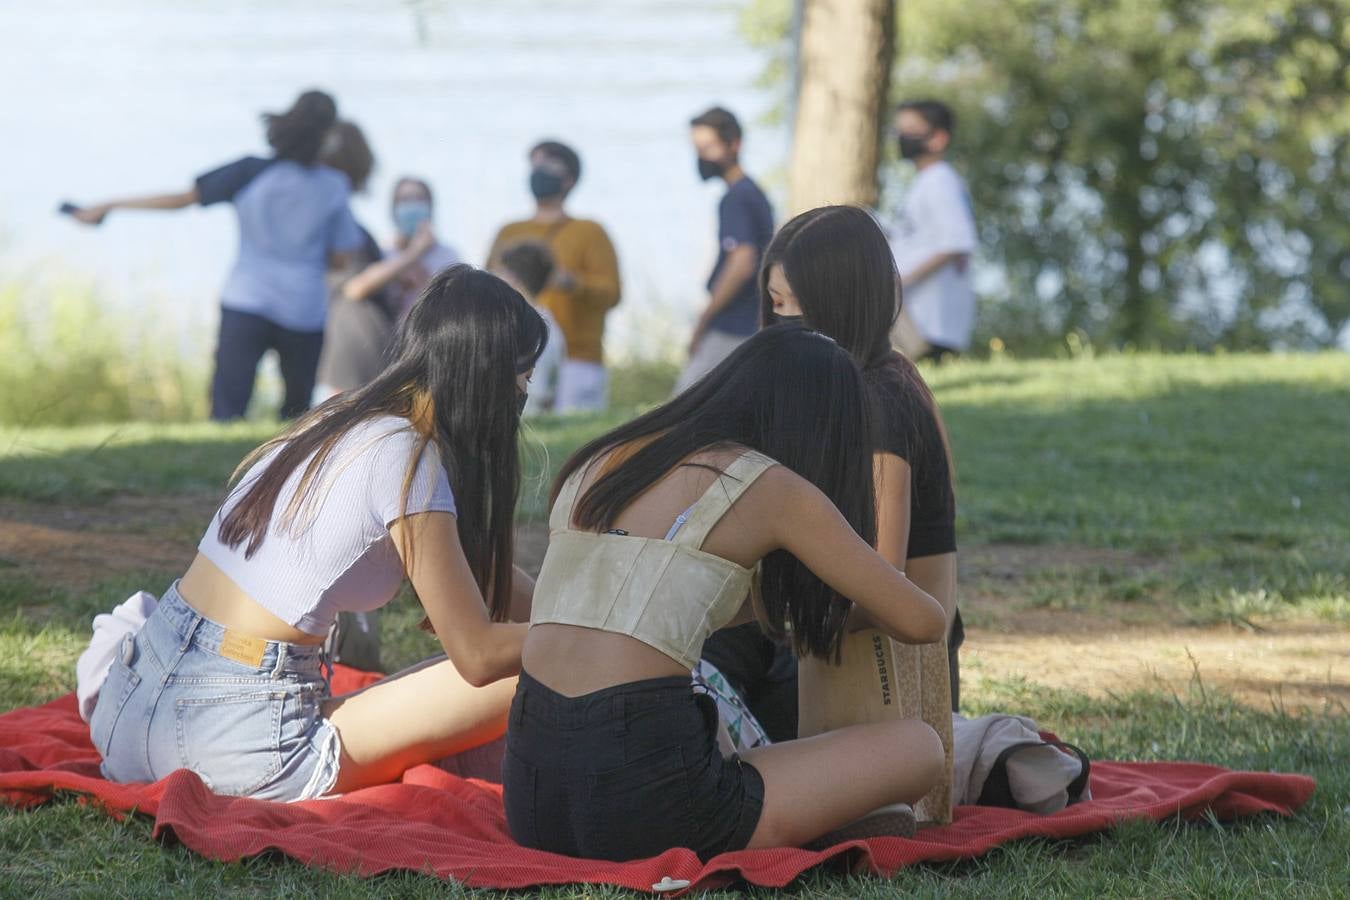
[706,176,774,337]
[195,156,275,206]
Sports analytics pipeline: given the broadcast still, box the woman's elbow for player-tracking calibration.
[459,662,497,689]
[914,603,947,644]
[891,602,946,645]
[451,650,500,688]
[450,637,519,687]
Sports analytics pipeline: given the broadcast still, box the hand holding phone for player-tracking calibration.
[59,201,108,226]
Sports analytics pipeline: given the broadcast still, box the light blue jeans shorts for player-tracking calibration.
[89,582,342,801]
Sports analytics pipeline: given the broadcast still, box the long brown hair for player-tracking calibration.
[759,205,955,478]
[218,265,548,619]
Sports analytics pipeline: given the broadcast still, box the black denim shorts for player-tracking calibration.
[502,669,765,861]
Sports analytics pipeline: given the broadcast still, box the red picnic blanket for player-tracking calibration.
[0,666,1316,894]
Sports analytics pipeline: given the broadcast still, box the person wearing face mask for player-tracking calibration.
[315,175,459,400]
[887,100,978,361]
[487,141,621,413]
[63,90,365,421]
[675,107,775,394]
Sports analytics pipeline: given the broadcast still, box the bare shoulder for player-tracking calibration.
[740,461,815,510]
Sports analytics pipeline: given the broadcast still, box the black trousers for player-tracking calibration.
[211,308,324,421]
[701,609,966,742]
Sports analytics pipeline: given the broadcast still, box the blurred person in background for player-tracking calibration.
[369,177,462,322]
[66,89,364,420]
[675,106,774,394]
[317,174,461,403]
[314,121,396,411]
[494,241,567,416]
[887,100,977,362]
[487,140,621,413]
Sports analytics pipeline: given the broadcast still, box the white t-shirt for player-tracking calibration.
[888,161,978,351]
[524,307,567,416]
[198,416,456,635]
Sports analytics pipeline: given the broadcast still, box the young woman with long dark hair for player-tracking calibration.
[502,326,947,860]
[89,265,548,800]
[67,89,365,420]
[702,206,961,741]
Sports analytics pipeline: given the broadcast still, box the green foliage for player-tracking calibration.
[0,277,208,426]
[745,0,1349,351]
[898,0,1350,350]
[605,358,678,409]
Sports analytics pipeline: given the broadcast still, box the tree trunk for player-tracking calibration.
[788,0,896,214]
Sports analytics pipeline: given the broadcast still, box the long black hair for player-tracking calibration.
[264,90,338,166]
[553,325,876,660]
[220,264,548,620]
[760,205,954,475]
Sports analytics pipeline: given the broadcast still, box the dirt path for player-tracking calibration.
[1,498,1343,712]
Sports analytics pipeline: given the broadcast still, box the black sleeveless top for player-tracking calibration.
[866,359,956,559]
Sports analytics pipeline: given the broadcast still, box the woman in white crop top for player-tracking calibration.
[503,326,949,861]
[90,265,549,801]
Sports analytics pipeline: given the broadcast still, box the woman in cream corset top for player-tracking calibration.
[504,326,948,861]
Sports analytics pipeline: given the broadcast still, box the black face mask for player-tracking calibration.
[697,158,726,181]
[897,134,930,160]
[530,169,565,200]
[516,387,529,417]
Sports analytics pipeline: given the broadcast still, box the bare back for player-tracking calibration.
[523,446,776,696]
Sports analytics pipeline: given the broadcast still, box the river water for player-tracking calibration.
[0,0,787,360]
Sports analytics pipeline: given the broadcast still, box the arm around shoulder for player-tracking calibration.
[760,467,946,645]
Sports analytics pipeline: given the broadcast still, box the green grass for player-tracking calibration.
[2,675,1345,898]
[0,278,208,426]
[1,352,1347,896]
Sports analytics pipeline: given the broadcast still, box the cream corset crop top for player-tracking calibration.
[530,449,778,670]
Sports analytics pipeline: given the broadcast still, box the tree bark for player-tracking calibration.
[788,0,896,215]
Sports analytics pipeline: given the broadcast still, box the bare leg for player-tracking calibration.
[741,719,944,849]
[321,655,517,793]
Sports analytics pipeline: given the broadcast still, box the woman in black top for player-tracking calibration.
[700,206,961,737]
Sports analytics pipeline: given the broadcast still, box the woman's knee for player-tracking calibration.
[893,719,945,791]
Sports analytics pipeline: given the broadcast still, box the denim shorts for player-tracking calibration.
[89,582,341,801]
[502,670,765,861]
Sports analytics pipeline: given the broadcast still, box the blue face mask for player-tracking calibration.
[393,200,432,238]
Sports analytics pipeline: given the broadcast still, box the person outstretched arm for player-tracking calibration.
[69,188,199,225]
[67,156,269,227]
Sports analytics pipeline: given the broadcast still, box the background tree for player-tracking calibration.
[749,0,1348,350]
[895,0,1349,350]
[787,0,896,212]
